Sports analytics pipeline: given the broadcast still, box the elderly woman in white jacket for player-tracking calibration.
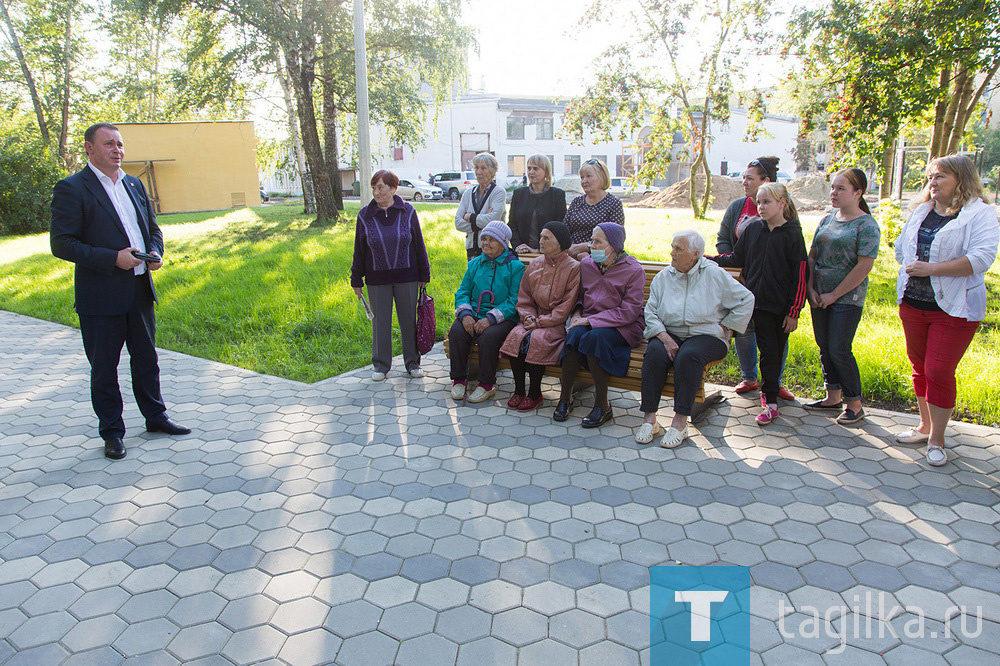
[455,152,507,259]
[636,230,755,448]
[894,155,999,467]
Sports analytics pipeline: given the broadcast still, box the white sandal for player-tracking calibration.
[925,446,947,467]
[660,425,689,449]
[635,422,662,444]
[895,428,929,444]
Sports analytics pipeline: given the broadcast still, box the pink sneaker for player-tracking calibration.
[756,405,779,425]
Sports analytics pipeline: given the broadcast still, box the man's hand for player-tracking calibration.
[147,251,162,271]
[473,317,491,335]
[657,331,679,360]
[116,248,143,270]
[462,315,476,336]
[783,315,799,333]
[354,286,364,299]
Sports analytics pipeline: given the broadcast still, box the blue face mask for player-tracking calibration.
[590,248,607,263]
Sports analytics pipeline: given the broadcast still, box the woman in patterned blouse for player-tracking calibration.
[563,158,624,259]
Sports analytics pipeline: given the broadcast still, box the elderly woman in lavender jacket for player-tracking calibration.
[555,222,645,428]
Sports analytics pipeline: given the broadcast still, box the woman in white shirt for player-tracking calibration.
[454,153,507,259]
[894,155,999,466]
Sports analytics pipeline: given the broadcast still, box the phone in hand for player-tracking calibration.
[131,250,160,262]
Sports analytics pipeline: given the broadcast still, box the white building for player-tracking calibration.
[370,91,800,185]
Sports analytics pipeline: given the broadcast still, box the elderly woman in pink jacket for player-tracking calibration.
[500,221,580,411]
[555,222,645,428]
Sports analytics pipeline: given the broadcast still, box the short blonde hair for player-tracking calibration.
[921,155,985,216]
[757,183,798,222]
[527,154,553,188]
[472,152,499,177]
[579,158,611,190]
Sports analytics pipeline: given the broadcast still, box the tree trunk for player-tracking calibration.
[937,64,967,158]
[284,44,338,225]
[277,53,314,214]
[946,69,976,154]
[929,66,951,158]
[57,0,73,167]
[1,0,50,146]
[879,140,894,199]
[320,44,344,212]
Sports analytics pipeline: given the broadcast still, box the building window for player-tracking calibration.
[393,146,403,161]
[564,155,580,175]
[507,116,525,140]
[590,154,607,167]
[508,155,526,177]
[537,117,553,140]
[816,142,827,154]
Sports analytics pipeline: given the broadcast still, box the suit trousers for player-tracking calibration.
[79,274,166,439]
[368,281,420,374]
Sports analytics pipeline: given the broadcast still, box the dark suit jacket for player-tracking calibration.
[51,167,163,316]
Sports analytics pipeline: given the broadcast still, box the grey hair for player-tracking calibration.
[672,229,705,256]
[472,152,499,176]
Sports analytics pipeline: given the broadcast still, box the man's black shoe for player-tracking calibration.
[581,405,613,428]
[104,437,126,460]
[146,418,192,435]
[553,399,572,422]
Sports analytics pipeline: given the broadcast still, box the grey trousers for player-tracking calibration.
[368,281,420,374]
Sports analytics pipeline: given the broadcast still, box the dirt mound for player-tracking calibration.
[631,175,744,210]
[787,173,830,211]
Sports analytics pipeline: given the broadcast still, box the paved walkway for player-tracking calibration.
[0,310,998,665]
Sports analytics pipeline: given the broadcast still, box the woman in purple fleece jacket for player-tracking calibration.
[555,223,645,428]
[351,170,431,382]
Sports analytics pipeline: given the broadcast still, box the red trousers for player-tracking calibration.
[899,302,980,409]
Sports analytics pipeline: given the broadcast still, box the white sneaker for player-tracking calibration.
[371,371,386,382]
[660,425,689,449]
[925,446,947,467]
[466,386,496,403]
[635,422,662,444]
[408,367,424,378]
[450,383,466,400]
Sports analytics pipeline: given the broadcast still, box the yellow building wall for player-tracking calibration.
[117,121,261,214]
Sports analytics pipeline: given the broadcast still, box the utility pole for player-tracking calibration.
[353,0,372,203]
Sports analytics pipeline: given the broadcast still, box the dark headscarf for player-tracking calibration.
[542,221,571,251]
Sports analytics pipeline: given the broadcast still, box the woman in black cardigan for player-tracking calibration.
[509,154,566,254]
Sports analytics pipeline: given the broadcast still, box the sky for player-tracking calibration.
[460,0,799,99]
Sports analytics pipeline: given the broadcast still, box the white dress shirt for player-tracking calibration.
[88,162,148,275]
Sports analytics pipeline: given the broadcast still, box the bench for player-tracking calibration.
[444,255,742,423]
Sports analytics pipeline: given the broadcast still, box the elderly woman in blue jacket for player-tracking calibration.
[449,221,526,403]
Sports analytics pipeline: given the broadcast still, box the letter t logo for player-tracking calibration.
[675,590,729,641]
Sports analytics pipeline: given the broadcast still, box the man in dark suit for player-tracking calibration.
[51,122,191,460]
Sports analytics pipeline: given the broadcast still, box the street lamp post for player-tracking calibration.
[354,0,373,204]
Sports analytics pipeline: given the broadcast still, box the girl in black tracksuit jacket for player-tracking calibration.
[708,183,808,424]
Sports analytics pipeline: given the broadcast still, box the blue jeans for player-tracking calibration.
[811,304,864,401]
[734,319,788,384]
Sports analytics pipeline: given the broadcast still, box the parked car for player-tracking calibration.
[397,179,443,201]
[726,170,791,183]
[431,171,476,200]
[607,177,655,198]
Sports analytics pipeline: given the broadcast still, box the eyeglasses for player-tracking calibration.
[585,159,600,166]
[748,159,762,168]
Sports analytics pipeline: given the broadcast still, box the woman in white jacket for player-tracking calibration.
[894,155,999,466]
[636,230,755,448]
[454,153,507,259]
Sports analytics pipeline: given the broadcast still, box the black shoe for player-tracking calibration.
[553,399,573,422]
[582,405,613,428]
[803,399,842,410]
[146,418,192,435]
[104,437,126,460]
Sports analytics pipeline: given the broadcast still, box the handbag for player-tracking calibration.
[416,286,436,354]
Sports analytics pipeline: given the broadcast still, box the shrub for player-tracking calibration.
[878,197,904,248]
[0,134,67,236]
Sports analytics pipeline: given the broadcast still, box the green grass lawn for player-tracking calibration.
[2,200,998,425]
